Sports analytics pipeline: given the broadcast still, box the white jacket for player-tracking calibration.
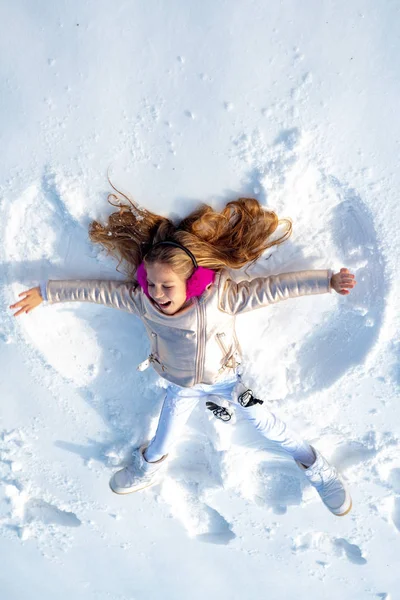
[44,269,332,387]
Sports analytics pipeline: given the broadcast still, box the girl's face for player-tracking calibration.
[146,262,189,315]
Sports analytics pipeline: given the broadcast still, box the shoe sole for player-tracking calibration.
[109,479,157,495]
[333,498,352,517]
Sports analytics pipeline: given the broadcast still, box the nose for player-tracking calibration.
[152,287,166,300]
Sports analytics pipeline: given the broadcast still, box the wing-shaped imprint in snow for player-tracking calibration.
[391,497,400,533]
[388,468,400,494]
[297,185,386,392]
[3,170,105,386]
[3,169,145,391]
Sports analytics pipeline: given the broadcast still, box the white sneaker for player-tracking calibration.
[296,447,352,516]
[109,445,168,495]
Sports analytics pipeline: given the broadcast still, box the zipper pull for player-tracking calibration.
[137,356,151,371]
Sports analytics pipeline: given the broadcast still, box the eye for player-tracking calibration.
[147,283,155,287]
[163,286,174,289]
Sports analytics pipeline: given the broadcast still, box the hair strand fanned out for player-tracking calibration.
[89,187,292,281]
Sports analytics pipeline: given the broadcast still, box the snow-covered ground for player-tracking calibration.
[1,1,400,598]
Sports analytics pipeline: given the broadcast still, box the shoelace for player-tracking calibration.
[123,449,145,477]
[312,464,342,500]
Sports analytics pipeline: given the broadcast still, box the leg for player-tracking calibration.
[236,401,316,466]
[144,385,201,462]
[109,385,200,495]
[233,385,351,515]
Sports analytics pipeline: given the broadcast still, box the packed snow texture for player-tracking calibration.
[1,1,400,599]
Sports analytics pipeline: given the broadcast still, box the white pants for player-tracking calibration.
[145,375,315,467]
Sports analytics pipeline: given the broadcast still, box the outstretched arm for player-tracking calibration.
[10,279,143,317]
[218,268,356,315]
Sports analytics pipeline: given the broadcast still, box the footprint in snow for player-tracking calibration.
[3,483,81,543]
[292,531,367,565]
[331,439,377,471]
[25,498,81,528]
[160,476,235,545]
[253,460,304,515]
[334,538,367,565]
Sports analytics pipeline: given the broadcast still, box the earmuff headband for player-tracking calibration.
[149,241,198,268]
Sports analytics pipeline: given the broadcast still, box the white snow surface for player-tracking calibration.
[1,1,400,599]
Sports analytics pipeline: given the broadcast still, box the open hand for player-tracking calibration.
[9,286,43,317]
[330,268,356,295]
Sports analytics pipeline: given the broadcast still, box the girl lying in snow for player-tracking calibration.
[10,189,356,516]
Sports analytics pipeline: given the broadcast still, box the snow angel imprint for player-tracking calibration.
[10,186,357,516]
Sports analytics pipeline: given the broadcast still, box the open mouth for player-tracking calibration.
[156,300,172,309]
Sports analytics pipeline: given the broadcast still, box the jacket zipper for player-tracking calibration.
[137,332,166,372]
[150,332,166,371]
[195,299,206,384]
[151,331,159,354]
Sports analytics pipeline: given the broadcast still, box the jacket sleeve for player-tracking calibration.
[218,270,332,315]
[45,279,143,316]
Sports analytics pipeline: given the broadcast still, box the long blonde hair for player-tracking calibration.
[89,185,292,281]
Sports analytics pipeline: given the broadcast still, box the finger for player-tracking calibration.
[18,288,37,299]
[10,300,25,309]
[340,268,349,273]
[13,307,28,317]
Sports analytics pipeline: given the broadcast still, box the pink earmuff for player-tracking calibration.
[185,266,215,299]
[136,262,215,301]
